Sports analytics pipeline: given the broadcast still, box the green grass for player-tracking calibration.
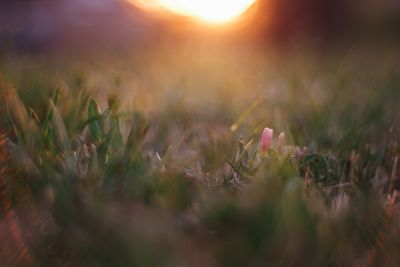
[0,44,400,266]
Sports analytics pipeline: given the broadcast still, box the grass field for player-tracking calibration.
[0,42,400,266]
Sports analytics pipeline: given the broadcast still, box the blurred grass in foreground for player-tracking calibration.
[0,43,400,266]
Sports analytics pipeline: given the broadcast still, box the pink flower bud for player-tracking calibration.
[260,128,273,152]
[277,132,286,147]
[295,146,308,159]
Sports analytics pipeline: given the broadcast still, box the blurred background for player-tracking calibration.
[1,0,399,54]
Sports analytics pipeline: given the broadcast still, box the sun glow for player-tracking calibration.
[131,0,257,23]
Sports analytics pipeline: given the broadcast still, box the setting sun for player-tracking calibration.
[131,0,256,23]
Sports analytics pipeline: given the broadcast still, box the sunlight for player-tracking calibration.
[131,0,256,23]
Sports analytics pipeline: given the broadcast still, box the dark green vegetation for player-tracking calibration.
[0,45,400,266]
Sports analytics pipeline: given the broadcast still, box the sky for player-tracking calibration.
[0,0,399,53]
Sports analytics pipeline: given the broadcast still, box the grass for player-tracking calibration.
[0,43,400,266]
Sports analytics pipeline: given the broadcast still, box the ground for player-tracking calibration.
[0,41,400,266]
